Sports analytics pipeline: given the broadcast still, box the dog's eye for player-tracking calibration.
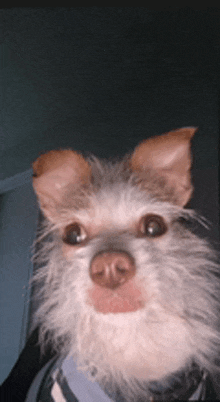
[63,223,86,245]
[139,214,167,238]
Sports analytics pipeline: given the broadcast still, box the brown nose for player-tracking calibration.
[90,251,135,289]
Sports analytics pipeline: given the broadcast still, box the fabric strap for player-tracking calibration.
[25,355,215,401]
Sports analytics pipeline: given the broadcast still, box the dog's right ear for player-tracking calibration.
[130,127,197,207]
[32,150,91,221]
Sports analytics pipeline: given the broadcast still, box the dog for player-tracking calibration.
[29,127,219,401]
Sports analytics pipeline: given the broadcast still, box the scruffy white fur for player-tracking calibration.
[31,132,220,401]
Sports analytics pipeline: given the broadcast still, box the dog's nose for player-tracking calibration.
[90,251,135,289]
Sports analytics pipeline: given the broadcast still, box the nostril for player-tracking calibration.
[116,264,127,273]
[96,270,104,277]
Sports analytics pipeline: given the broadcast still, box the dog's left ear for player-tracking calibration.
[130,127,197,206]
[32,150,91,221]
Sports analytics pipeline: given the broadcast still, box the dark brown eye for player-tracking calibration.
[139,214,167,238]
[63,223,86,245]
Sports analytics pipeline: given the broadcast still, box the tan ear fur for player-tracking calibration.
[130,127,197,206]
[33,150,91,221]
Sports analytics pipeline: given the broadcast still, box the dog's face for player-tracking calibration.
[32,128,219,397]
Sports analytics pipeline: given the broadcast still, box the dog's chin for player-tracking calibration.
[74,298,193,385]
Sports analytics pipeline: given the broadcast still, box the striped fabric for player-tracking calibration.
[38,366,79,401]
[35,355,113,402]
[25,355,215,401]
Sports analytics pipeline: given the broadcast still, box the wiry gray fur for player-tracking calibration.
[31,156,220,401]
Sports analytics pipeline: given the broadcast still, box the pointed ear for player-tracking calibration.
[130,127,197,206]
[33,150,91,221]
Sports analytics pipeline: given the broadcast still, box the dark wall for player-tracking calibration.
[1,8,219,178]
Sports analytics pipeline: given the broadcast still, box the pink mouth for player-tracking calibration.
[88,280,145,314]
